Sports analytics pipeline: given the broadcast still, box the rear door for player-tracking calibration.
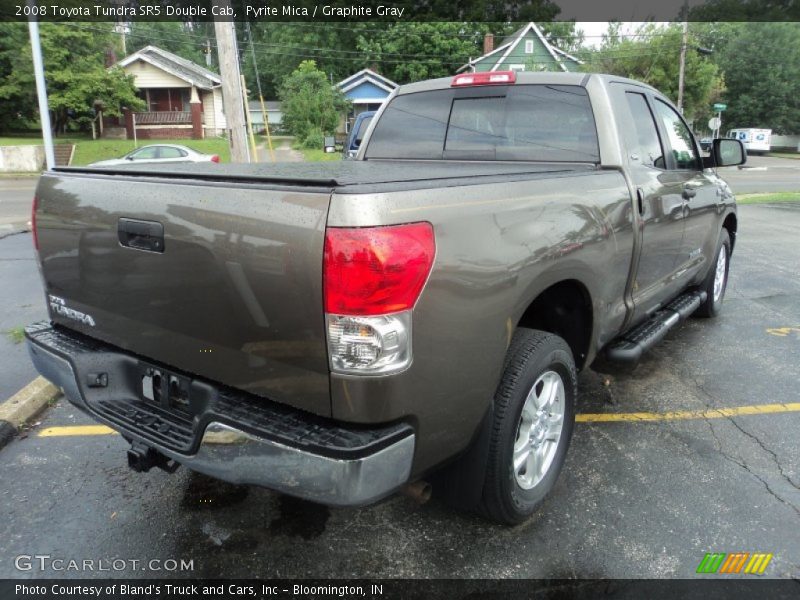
[35,172,332,416]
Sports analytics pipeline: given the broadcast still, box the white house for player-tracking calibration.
[114,45,227,139]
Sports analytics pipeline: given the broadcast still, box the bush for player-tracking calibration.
[279,60,349,143]
[301,128,324,149]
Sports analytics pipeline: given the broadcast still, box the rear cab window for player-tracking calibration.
[365,85,599,162]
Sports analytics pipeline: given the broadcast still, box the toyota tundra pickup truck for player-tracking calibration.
[26,72,745,524]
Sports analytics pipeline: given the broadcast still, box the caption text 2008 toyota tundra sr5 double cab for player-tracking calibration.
[26,72,746,524]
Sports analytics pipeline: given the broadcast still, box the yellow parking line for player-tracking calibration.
[576,402,800,423]
[38,425,117,437]
[32,402,800,437]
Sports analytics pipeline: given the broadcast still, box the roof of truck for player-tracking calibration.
[398,72,658,95]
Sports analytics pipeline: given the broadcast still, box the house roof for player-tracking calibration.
[458,22,584,73]
[336,69,398,95]
[116,45,222,90]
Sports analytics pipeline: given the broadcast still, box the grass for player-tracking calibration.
[737,192,800,205]
[768,152,800,160]
[0,135,231,165]
[5,326,25,345]
[299,148,342,162]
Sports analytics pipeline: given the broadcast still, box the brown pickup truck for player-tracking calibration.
[26,72,745,524]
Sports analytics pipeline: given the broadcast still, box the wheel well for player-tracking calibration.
[723,213,737,253]
[517,280,593,369]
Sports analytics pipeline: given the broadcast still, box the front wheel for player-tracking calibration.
[479,329,576,525]
[695,229,731,318]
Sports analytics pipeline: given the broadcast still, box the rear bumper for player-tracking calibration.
[25,322,414,507]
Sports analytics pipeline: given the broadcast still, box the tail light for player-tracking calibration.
[451,71,516,87]
[323,222,435,374]
[31,195,39,250]
[210,155,220,163]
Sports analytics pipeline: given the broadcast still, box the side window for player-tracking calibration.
[654,99,700,170]
[624,92,665,169]
[158,146,185,159]
[129,147,158,160]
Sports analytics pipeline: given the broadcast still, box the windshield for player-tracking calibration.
[365,84,599,162]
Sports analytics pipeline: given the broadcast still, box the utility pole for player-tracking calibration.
[214,14,250,163]
[677,11,689,113]
[205,40,212,68]
[27,15,55,170]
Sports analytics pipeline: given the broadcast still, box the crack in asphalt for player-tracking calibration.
[687,373,800,518]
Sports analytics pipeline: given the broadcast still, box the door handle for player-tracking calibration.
[682,186,697,200]
[118,218,164,253]
[636,188,645,215]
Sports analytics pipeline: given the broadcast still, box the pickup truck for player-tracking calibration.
[26,72,745,524]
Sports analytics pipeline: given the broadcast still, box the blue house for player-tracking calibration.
[335,69,398,133]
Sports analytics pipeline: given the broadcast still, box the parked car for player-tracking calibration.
[26,72,745,525]
[89,144,220,167]
[699,137,713,152]
[343,110,376,159]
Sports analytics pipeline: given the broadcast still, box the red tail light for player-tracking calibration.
[210,155,220,163]
[324,223,435,316]
[451,71,516,87]
[31,195,39,250]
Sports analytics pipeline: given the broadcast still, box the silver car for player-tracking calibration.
[89,144,220,167]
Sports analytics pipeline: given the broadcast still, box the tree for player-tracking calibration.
[126,22,214,68]
[278,60,349,147]
[582,23,723,124]
[0,23,143,135]
[713,23,800,134]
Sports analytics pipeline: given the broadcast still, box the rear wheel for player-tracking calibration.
[696,229,731,318]
[479,329,576,525]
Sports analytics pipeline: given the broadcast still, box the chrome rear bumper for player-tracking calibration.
[26,322,414,507]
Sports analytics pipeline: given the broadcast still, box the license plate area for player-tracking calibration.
[140,363,192,417]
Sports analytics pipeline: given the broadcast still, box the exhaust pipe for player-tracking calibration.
[402,480,432,504]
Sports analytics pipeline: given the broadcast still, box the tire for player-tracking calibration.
[695,229,731,318]
[478,329,577,525]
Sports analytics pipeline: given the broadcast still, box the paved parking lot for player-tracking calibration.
[0,200,798,579]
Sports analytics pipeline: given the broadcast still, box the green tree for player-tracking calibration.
[126,22,214,67]
[583,23,723,124]
[713,23,800,134]
[0,23,143,135]
[279,60,349,147]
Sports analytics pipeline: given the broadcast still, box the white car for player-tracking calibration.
[89,144,220,167]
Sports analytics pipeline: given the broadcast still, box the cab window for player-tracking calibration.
[653,100,700,170]
[624,92,665,169]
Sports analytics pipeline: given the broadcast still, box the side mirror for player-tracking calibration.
[712,138,746,167]
[353,138,362,149]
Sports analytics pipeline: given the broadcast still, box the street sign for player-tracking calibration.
[708,117,721,130]
[713,103,727,112]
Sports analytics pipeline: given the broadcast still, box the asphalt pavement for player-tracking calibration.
[0,202,798,579]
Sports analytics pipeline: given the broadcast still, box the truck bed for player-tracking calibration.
[65,160,595,191]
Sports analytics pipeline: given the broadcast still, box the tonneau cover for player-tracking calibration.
[58,160,593,189]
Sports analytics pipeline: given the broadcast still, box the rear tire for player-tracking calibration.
[695,229,731,318]
[478,329,576,525]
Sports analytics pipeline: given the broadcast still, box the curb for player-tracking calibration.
[0,376,61,451]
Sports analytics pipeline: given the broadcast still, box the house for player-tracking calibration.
[335,69,398,133]
[248,101,283,134]
[459,23,583,74]
[113,45,227,140]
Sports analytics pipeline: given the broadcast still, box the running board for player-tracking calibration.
[606,291,707,362]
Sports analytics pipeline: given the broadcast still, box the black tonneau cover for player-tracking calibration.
[56,160,594,190]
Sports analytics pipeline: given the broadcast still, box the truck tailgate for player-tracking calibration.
[34,171,332,416]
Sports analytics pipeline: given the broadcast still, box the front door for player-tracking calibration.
[618,89,687,320]
[651,98,720,281]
